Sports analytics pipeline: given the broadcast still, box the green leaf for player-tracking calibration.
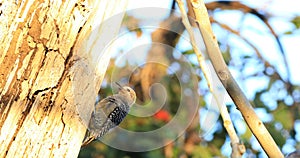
[192,146,213,158]
[291,16,300,29]
[267,78,277,91]
[241,126,253,141]
[222,49,231,64]
[244,55,252,59]
[284,31,293,35]
[265,123,286,147]
[272,102,294,131]
[253,90,266,108]
[182,49,195,55]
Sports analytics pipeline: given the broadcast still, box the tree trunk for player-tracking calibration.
[0,0,127,157]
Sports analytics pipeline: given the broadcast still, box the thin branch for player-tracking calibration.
[187,0,283,157]
[205,0,291,82]
[210,17,286,82]
[176,0,245,157]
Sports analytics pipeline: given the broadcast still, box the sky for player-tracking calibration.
[126,0,300,85]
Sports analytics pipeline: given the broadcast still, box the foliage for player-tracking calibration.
[79,1,300,157]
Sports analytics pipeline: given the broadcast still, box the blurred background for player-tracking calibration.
[79,0,300,157]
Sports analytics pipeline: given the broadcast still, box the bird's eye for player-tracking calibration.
[126,88,130,92]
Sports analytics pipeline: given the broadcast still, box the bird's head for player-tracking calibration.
[115,82,136,106]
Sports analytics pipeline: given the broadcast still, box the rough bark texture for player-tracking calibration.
[0,0,127,157]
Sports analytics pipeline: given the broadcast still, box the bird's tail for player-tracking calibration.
[81,120,114,147]
[81,131,96,147]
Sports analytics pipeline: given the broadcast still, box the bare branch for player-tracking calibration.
[205,0,291,82]
[187,0,283,157]
[210,17,286,82]
[176,0,245,157]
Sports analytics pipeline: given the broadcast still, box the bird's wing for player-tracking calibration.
[107,106,128,125]
[82,95,129,145]
[96,96,118,113]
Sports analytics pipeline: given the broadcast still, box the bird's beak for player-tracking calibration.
[115,82,123,90]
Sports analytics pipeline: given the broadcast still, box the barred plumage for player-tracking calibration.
[108,106,128,125]
[82,83,136,146]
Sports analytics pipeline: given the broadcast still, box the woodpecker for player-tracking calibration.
[82,82,136,146]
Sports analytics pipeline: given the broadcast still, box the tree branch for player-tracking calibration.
[210,17,287,83]
[205,0,291,82]
[176,0,245,157]
[187,0,283,157]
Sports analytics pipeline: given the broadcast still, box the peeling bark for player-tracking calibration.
[0,0,127,157]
